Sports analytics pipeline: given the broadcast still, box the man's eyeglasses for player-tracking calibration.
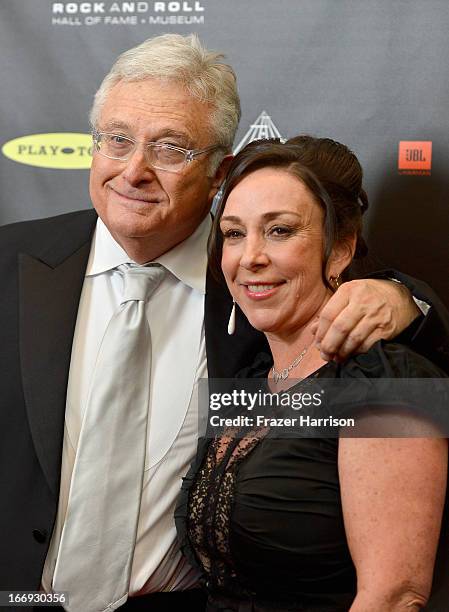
[92,131,220,174]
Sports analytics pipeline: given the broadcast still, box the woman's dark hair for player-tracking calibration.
[209,135,369,291]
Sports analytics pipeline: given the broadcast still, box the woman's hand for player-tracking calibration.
[312,279,420,361]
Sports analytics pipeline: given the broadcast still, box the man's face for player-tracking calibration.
[89,78,222,260]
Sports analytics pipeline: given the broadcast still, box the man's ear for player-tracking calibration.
[328,235,357,278]
[209,154,234,198]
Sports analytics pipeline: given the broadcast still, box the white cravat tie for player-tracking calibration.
[53,264,165,612]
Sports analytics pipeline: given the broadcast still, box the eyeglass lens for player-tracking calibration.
[96,133,187,170]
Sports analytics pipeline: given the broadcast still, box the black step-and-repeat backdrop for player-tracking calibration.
[1,0,448,305]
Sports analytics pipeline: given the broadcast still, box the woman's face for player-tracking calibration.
[220,167,332,338]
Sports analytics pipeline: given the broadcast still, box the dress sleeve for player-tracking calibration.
[335,341,449,436]
[338,340,447,379]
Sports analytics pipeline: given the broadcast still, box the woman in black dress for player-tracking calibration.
[176,137,448,611]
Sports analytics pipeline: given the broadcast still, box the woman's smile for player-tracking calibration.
[239,281,286,300]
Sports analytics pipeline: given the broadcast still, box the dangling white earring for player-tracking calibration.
[227,300,236,335]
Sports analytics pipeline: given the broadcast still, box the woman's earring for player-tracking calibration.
[329,273,342,289]
[227,300,236,335]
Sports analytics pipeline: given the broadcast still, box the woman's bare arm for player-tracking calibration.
[339,436,447,611]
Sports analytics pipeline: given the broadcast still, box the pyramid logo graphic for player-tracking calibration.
[211,112,284,211]
[233,111,284,154]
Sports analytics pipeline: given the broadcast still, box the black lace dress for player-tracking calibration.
[175,342,446,612]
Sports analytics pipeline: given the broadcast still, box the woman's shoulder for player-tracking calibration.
[338,341,448,379]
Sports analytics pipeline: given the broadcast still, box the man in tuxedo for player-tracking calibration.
[0,34,448,612]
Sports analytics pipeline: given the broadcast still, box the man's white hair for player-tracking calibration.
[89,34,241,173]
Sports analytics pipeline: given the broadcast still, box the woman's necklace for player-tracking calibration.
[272,347,308,384]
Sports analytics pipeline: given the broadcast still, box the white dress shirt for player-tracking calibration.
[42,215,211,594]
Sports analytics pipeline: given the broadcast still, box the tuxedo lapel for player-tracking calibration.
[18,211,96,496]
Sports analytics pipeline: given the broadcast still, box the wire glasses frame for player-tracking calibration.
[92,131,220,174]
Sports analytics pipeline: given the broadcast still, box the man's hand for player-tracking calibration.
[312,279,421,361]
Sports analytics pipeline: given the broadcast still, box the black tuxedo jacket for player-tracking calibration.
[0,209,448,600]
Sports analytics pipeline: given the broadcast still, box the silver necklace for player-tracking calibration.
[272,347,308,384]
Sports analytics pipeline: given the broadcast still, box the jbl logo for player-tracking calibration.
[406,148,426,162]
[398,141,432,173]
